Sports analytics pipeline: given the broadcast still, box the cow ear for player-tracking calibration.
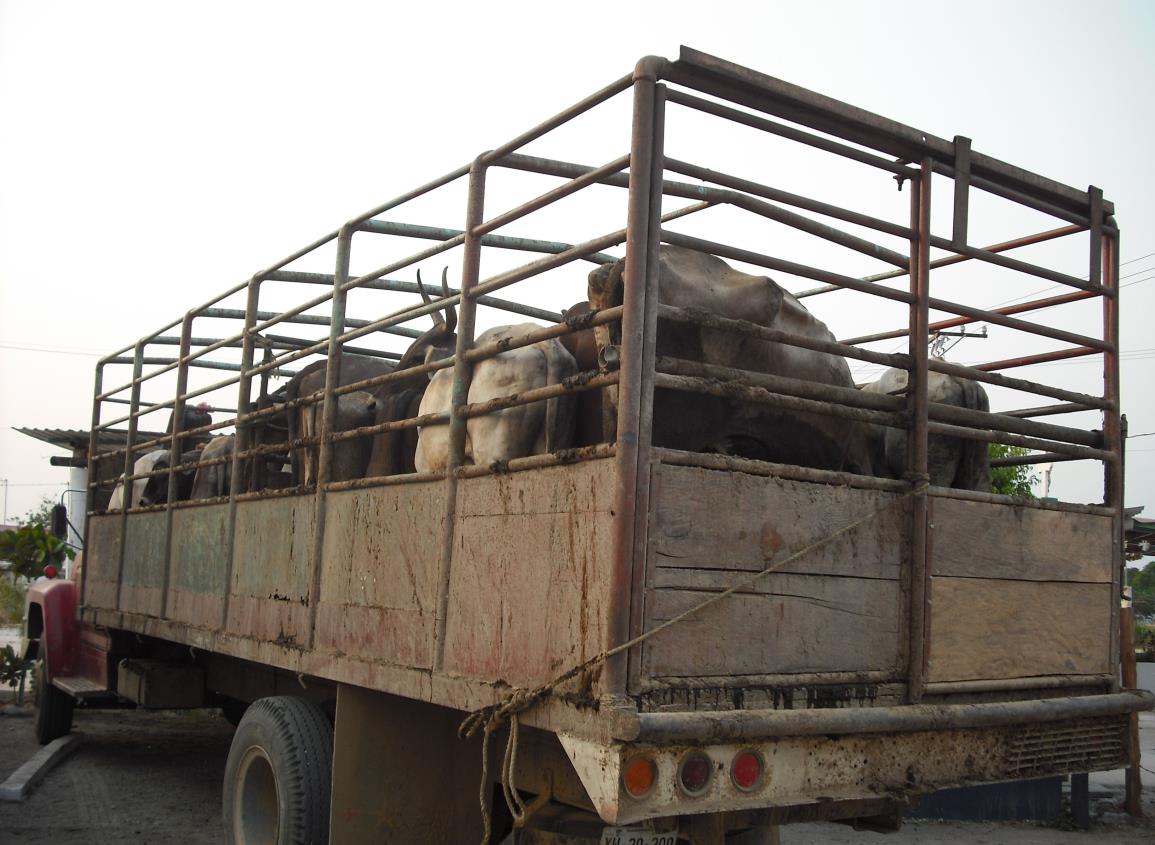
[423,345,451,377]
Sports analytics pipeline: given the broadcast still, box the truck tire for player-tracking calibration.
[33,658,74,745]
[222,696,333,845]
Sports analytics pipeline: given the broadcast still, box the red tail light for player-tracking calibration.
[730,749,764,791]
[677,751,713,796]
[622,755,657,798]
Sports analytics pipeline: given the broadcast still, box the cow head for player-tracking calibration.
[398,267,458,372]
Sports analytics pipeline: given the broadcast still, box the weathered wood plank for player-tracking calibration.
[226,497,314,646]
[649,465,906,580]
[83,515,122,610]
[119,511,166,617]
[926,577,1112,682]
[314,484,445,669]
[168,504,229,628]
[642,577,902,677]
[930,497,1112,582]
[442,461,616,688]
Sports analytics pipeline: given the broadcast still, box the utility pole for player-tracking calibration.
[2,478,8,524]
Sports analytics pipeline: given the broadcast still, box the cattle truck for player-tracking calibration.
[21,47,1152,844]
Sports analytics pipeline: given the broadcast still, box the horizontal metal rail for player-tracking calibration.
[925,357,1110,410]
[926,421,1110,463]
[973,346,1099,373]
[653,447,909,493]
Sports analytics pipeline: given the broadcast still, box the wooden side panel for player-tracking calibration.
[168,504,230,628]
[119,511,167,617]
[441,460,616,689]
[930,497,1112,582]
[83,514,122,610]
[314,484,445,670]
[642,465,906,679]
[927,578,1113,682]
[227,497,314,647]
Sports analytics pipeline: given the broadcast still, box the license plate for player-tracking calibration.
[600,827,678,845]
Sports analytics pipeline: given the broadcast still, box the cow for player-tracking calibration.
[190,435,235,500]
[557,301,609,447]
[283,269,457,485]
[108,449,172,510]
[586,245,875,475]
[860,367,992,491]
[414,324,578,474]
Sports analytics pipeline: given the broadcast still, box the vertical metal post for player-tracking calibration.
[114,341,146,612]
[305,235,352,647]
[81,361,106,609]
[951,136,971,250]
[160,311,194,618]
[221,278,264,630]
[432,159,487,671]
[603,60,661,697]
[1101,211,1121,698]
[906,159,932,704]
[625,80,667,693]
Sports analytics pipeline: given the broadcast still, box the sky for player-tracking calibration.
[1,1,1153,547]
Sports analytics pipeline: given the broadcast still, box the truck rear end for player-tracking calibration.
[27,47,1149,843]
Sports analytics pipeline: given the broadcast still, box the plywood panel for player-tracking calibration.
[642,576,902,677]
[119,511,167,617]
[442,461,616,688]
[930,497,1112,582]
[227,497,314,645]
[168,504,230,628]
[314,483,445,670]
[926,577,1112,682]
[83,514,122,610]
[650,466,906,580]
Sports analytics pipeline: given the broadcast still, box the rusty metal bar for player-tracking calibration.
[951,136,971,249]
[658,304,909,370]
[627,691,1153,744]
[656,357,905,414]
[267,269,564,323]
[906,160,932,705]
[604,61,662,698]
[327,410,448,443]
[927,483,1114,516]
[356,219,619,267]
[670,47,1111,220]
[653,372,906,429]
[475,154,630,237]
[926,421,1111,463]
[453,443,618,480]
[1003,402,1092,419]
[113,341,145,611]
[988,451,1081,468]
[468,229,629,299]
[1102,222,1123,698]
[660,230,915,304]
[324,472,444,492]
[926,355,1109,408]
[662,159,910,265]
[433,159,488,672]
[926,402,1101,448]
[626,80,667,699]
[800,224,1085,300]
[925,675,1115,696]
[305,226,353,648]
[159,312,194,618]
[971,346,1100,373]
[81,360,106,608]
[926,235,1109,294]
[663,87,918,178]
[654,448,908,493]
[456,371,620,421]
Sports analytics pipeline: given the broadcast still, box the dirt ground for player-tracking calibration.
[2,693,1154,844]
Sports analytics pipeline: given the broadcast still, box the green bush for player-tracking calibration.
[0,578,24,625]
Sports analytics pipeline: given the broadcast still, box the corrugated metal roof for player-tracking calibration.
[12,427,164,452]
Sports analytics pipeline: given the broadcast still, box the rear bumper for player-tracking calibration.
[562,691,1153,825]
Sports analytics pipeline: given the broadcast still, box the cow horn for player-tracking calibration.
[440,267,457,335]
[416,269,445,330]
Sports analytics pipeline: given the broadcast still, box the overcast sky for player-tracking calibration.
[1,1,1153,538]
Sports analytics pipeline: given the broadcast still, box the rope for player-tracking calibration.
[459,479,928,843]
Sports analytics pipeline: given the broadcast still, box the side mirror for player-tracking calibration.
[51,504,68,539]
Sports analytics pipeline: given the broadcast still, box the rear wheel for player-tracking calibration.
[33,658,74,745]
[222,696,333,845]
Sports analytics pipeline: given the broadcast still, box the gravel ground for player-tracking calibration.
[2,691,1154,844]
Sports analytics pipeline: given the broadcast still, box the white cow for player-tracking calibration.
[107,449,171,510]
[414,324,578,473]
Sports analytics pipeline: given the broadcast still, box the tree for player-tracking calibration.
[22,495,57,529]
[0,523,73,580]
[1129,560,1155,619]
[988,444,1039,498]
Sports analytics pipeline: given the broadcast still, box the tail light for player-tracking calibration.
[677,751,713,796]
[730,749,764,792]
[622,755,657,798]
